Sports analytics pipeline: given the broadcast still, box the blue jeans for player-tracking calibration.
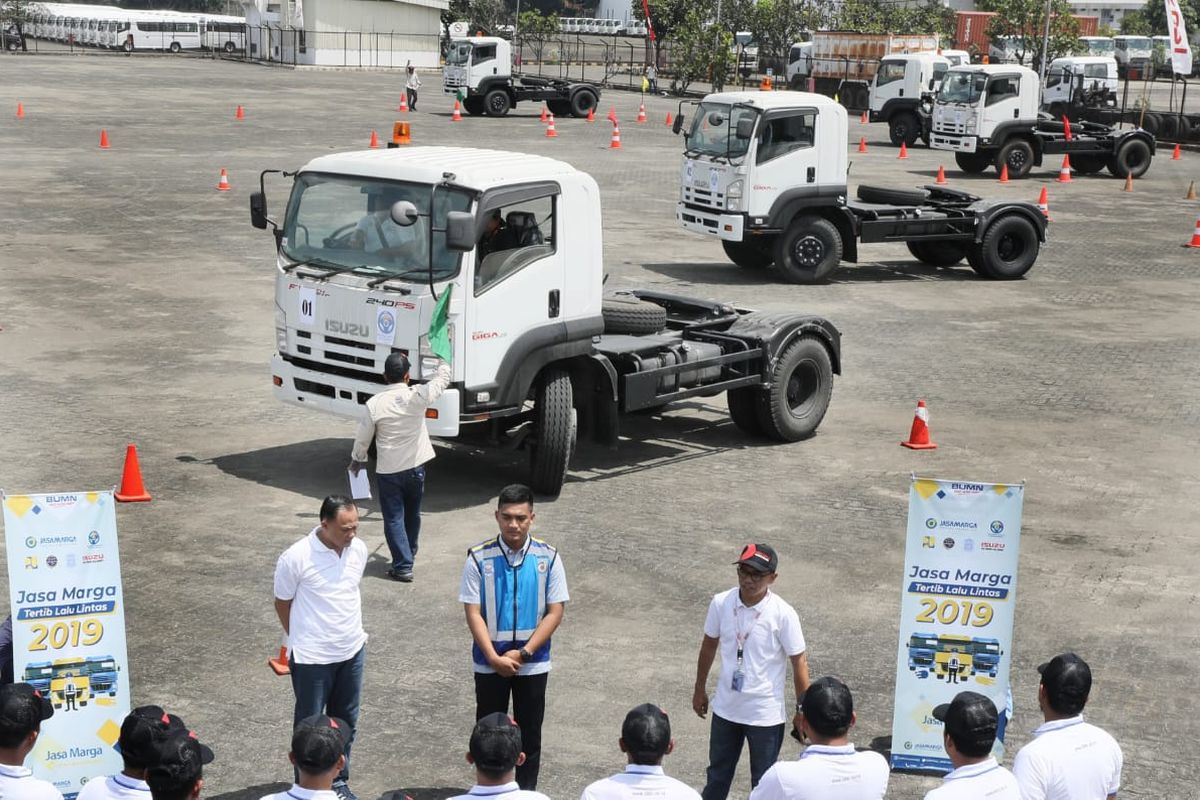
[290,647,364,782]
[701,713,786,800]
[377,466,425,573]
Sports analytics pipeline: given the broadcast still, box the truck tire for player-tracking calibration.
[1107,138,1152,179]
[529,369,575,497]
[857,185,929,206]
[1140,113,1160,136]
[1072,155,1106,174]
[463,96,485,115]
[547,99,571,117]
[601,295,667,334]
[168,41,181,53]
[1159,114,1180,141]
[484,89,511,117]
[955,152,990,174]
[569,88,598,118]
[722,240,773,269]
[971,215,1039,280]
[889,112,920,147]
[996,139,1034,178]
[774,216,842,284]
[727,387,765,435]
[907,240,968,267]
[756,336,834,442]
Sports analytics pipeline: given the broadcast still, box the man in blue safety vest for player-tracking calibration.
[459,484,569,791]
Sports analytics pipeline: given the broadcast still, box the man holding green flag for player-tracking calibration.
[349,287,452,582]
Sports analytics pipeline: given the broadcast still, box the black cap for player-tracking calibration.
[469,712,522,775]
[933,691,998,758]
[734,543,778,574]
[1038,653,1092,714]
[801,677,854,737]
[0,683,53,741]
[621,704,671,763]
[292,715,349,774]
[147,728,215,797]
[119,706,176,768]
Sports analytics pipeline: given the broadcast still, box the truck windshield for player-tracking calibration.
[686,102,759,161]
[446,41,472,65]
[281,174,473,283]
[937,71,987,105]
[1085,39,1115,55]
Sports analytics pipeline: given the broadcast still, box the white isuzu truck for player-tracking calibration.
[250,148,843,495]
[443,36,600,118]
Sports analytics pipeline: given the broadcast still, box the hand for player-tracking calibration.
[792,713,805,743]
[503,648,524,664]
[692,685,709,718]
[349,461,365,476]
[490,653,520,677]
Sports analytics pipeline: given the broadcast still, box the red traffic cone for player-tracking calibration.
[607,106,617,123]
[235,104,245,120]
[637,102,647,123]
[858,136,867,153]
[1037,186,1051,220]
[860,111,868,124]
[540,104,548,122]
[398,93,409,112]
[268,643,290,676]
[898,141,908,159]
[1187,214,1200,247]
[586,106,594,122]
[99,129,110,149]
[545,114,558,137]
[16,102,25,119]
[216,168,231,192]
[1057,155,1072,183]
[998,163,1010,183]
[1173,142,1182,160]
[901,400,938,450]
[368,129,381,148]
[1123,173,1133,192]
[114,444,152,502]
[935,165,946,185]
[610,123,622,149]
[1062,115,1072,141]
[665,111,673,126]
[452,101,462,122]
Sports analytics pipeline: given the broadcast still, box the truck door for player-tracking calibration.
[871,58,907,112]
[465,186,564,393]
[982,74,1024,130]
[747,108,822,215]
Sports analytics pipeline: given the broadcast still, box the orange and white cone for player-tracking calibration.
[860,111,868,124]
[540,104,548,123]
[610,123,622,149]
[637,102,647,123]
[998,163,1009,183]
[1037,187,1051,220]
[898,141,908,159]
[587,106,595,122]
[216,168,231,192]
[452,101,462,122]
[398,93,408,112]
[1057,155,1072,183]
[545,114,557,137]
[935,165,946,185]
[369,129,380,148]
[607,106,617,123]
[1173,142,1182,160]
[665,111,673,126]
[858,136,867,153]
[901,400,938,450]
[1187,214,1200,247]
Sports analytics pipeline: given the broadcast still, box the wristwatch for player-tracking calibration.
[795,702,803,715]
[518,647,533,662]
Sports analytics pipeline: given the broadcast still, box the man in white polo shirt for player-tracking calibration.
[580,704,700,800]
[0,683,62,800]
[924,691,1019,800]
[274,496,369,800]
[258,715,347,800]
[749,677,887,800]
[1013,653,1122,800]
[693,543,810,800]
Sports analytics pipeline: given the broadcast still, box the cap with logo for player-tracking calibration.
[292,715,349,774]
[119,705,182,768]
[1038,652,1092,711]
[734,543,778,574]
[469,712,522,774]
[147,727,215,797]
[933,691,998,755]
[0,683,53,740]
[621,704,671,761]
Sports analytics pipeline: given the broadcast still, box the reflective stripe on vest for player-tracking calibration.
[469,537,556,665]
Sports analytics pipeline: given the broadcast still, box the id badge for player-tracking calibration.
[731,669,745,692]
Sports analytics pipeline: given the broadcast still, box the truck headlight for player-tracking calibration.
[274,303,287,352]
[726,180,743,211]
[965,116,977,134]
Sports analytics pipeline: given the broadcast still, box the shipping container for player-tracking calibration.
[956,12,1102,57]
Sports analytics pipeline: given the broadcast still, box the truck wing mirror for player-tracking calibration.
[929,78,936,90]
[735,117,754,139]
[250,191,269,230]
[390,200,419,226]
[445,210,476,251]
[672,113,684,134]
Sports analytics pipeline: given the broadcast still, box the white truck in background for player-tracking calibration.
[1113,35,1152,77]
[785,31,940,110]
[443,36,600,118]
[868,51,950,145]
[1041,56,1118,117]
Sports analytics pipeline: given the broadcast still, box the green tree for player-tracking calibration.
[636,0,707,68]
[518,9,558,63]
[1137,0,1200,34]
[979,0,1081,71]
[669,5,733,93]
[1,0,33,49]
[748,0,836,74]
[441,0,471,42]
[834,0,952,37]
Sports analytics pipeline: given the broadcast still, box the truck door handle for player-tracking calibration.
[548,289,560,318]
[899,89,904,97]
[1013,108,1019,118]
[807,167,815,183]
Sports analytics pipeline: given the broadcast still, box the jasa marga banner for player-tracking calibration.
[890,477,1024,772]
[3,492,132,800]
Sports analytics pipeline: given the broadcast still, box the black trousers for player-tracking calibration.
[474,671,549,790]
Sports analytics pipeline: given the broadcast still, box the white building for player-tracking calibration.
[242,0,445,68]
[1066,0,1146,29]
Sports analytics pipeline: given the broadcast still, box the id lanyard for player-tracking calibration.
[732,602,762,692]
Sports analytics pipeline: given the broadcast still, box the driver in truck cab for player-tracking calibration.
[349,188,427,261]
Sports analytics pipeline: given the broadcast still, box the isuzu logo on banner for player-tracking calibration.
[1166,0,1193,76]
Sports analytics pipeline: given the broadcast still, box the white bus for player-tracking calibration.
[200,16,246,52]
[117,15,202,52]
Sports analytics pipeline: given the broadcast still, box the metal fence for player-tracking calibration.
[232,25,441,69]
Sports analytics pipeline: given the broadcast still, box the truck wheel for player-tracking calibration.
[484,89,511,117]
[547,99,571,117]
[972,215,1039,280]
[529,369,575,497]
[601,294,667,334]
[463,97,485,115]
[996,139,1034,178]
[169,41,181,53]
[1159,114,1180,141]
[1108,138,1152,179]
[774,216,842,283]
[1072,155,1105,174]
[756,336,834,442]
[906,240,967,267]
[955,152,990,174]
[1140,113,1160,136]
[727,387,765,436]
[889,112,920,147]
[722,240,773,269]
[569,89,598,118]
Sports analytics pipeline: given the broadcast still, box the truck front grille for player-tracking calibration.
[936,121,968,135]
[682,185,724,209]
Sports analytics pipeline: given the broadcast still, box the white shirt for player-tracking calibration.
[274,529,369,664]
[1013,716,1122,800]
[749,744,888,800]
[351,362,452,473]
[459,535,569,676]
[0,764,65,800]
[704,588,806,726]
[77,774,152,800]
[925,757,1020,800]
[259,783,340,800]
[446,781,550,800]
[581,764,701,800]
[405,71,422,90]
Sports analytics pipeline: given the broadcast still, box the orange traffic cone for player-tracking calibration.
[268,642,290,676]
[216,168,231,192]
[398,93,408,112]
[16,102,24,119]
[898,141,908,159]
[637,102,647,123]
[99,129,110,149]
[1037,186,1051,220]
[540,104,548,122]
[998,163,1009,183]
[858,136,867,153]
[607,106,617,123]
[545,114,557,137]
[665,111,673,126]
[936,165,946,185]
[1186,180,1197,200]
[1057,155,1072,183]
[369,129,381,148]
[1123,173,1134,192]
[452,101,462,122]
[610,123,622,149]
[901,400,938,450]
[114,444,152,502]
[1173,142,1182,160]
[859,111,867,124]
[235,104,245,120]
[586,106,594,122]
[1187,214,1200,247]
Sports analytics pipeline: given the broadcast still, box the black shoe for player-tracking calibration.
[332,782,358,800]
[387,568,414,582]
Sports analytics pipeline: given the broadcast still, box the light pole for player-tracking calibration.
[1038,0,1052,84]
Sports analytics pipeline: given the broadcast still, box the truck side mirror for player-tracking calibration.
[929,78,935,90]
[250,191,269,229]
[735,117,754,139]
[390,200,420,226]
[445,210,476,251]
[672,114,684,134]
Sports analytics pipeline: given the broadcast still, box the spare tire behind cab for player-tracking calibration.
[856,185,930,206]
[601,294,668,335]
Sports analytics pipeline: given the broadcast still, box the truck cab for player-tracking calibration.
[444,36,512,98]
[868,52,950,145]
[940,49,971,67]
[786,41,813,88]
[988,36,1020,64]
[930,64,1039,155]
[1114,35,1152,77]
[1043,56,1117,115]
[443,35,599,117]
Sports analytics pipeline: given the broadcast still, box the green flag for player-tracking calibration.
[427,284,453,362]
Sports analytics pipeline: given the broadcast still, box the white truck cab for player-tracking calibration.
[868,52,950,145]
[785,41,814,87]
[931,64,1039,154]
[1114,35,1152,76]
[1043,56,1118,113]
[444,36,512,93]
[940,49,971,67]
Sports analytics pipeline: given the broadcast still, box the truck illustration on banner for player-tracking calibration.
[907,632,1003,684]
